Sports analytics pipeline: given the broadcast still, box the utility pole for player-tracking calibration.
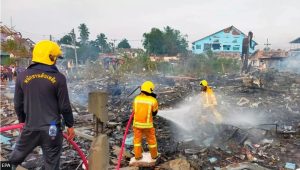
[72,28,78,67]
[49,35,52,41]
[10,16,13,29]
[111,39,117,53]
[10,16,15,30]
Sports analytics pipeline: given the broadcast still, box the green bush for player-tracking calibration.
[118,51,240,77]
[1,57,16,66]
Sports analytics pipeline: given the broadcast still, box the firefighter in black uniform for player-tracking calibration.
[9,40,75,170]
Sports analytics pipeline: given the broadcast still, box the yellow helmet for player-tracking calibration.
[200,80,208,87]
[32,40,62,65]
[141,81,155,93]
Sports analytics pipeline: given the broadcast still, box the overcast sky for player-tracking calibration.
[1,0,299,50]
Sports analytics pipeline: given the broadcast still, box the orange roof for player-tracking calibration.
[251,49,288,59]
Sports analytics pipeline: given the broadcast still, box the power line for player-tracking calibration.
[109,39,143,42]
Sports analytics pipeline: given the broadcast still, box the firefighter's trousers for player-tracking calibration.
[9,128,63,170]
[200,106,222,124]
[210,106,222,123]
[133,127,158,159]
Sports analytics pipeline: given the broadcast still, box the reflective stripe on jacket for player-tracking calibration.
[133,93,158,128]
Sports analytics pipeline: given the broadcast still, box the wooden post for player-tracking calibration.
[88,91,108,135]
[88,91,109,170]
[88,135,109,170]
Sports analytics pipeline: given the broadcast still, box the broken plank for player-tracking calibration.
[74,128,94,141]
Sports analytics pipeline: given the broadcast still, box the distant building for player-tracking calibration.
[289,37,300,57]
[192,26,257,55]
[149,56,180,62]
[250,49,288,70]
[0,24,34,66]
[0,25,35,53]
[290,37,300,45]
[99,53,124,70]
[116,48,144,58]
[1,25,22,42]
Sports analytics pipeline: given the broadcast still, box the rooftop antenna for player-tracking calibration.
[264,38,271,51]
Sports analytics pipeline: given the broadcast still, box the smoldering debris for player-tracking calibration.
[1,70,300,169]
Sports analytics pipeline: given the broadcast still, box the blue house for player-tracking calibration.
[192,26,257,54]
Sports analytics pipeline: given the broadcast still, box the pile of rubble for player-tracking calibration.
[1,70,300,169]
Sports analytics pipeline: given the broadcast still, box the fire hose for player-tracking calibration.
[116,86,140,170]
[0,123,89,170]
[116,111,134,170]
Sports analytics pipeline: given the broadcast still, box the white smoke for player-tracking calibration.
[158,92,270,142]
[281,52,300,74]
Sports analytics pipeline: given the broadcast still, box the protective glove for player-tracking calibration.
[67,127,75,141]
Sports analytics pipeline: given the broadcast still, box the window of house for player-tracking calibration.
[212,43,221,50]
[192,46,195,50]
[204,43,212,51]
[223,45,231,50]
[232,39,237,43]
[233,45,240,51]
[196,45,201,49]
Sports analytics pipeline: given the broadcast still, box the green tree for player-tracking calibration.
[58,34,73,45]
[143,26,188,56]
[117,39,131,49]
[1,39,31,58]
[57,29,78,60]
[163,26,188,55]
[143,28,164,55]
[77,44,100,61]
[95,33,111,53]
[119,52,154,73]
[78,23,90,44]
[59,29,79,46]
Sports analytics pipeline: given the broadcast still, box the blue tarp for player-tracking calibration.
[125,134,134,146]
[0,134,11,145]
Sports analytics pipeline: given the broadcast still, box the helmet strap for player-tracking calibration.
[49,55,55,61]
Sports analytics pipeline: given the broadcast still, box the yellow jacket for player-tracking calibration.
[132,93,158,129]
[201,86,217,107]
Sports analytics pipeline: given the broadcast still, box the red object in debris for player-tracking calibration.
[62,133,88,170]
[0,123,24,132]
[116,111,134,170]
[253,144,260,148]
[0,123,89,170]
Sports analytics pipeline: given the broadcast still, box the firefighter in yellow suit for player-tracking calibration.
[133,81,159,160]
[200,80,223,123]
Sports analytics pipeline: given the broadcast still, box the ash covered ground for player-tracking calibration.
[1,70,300,170]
